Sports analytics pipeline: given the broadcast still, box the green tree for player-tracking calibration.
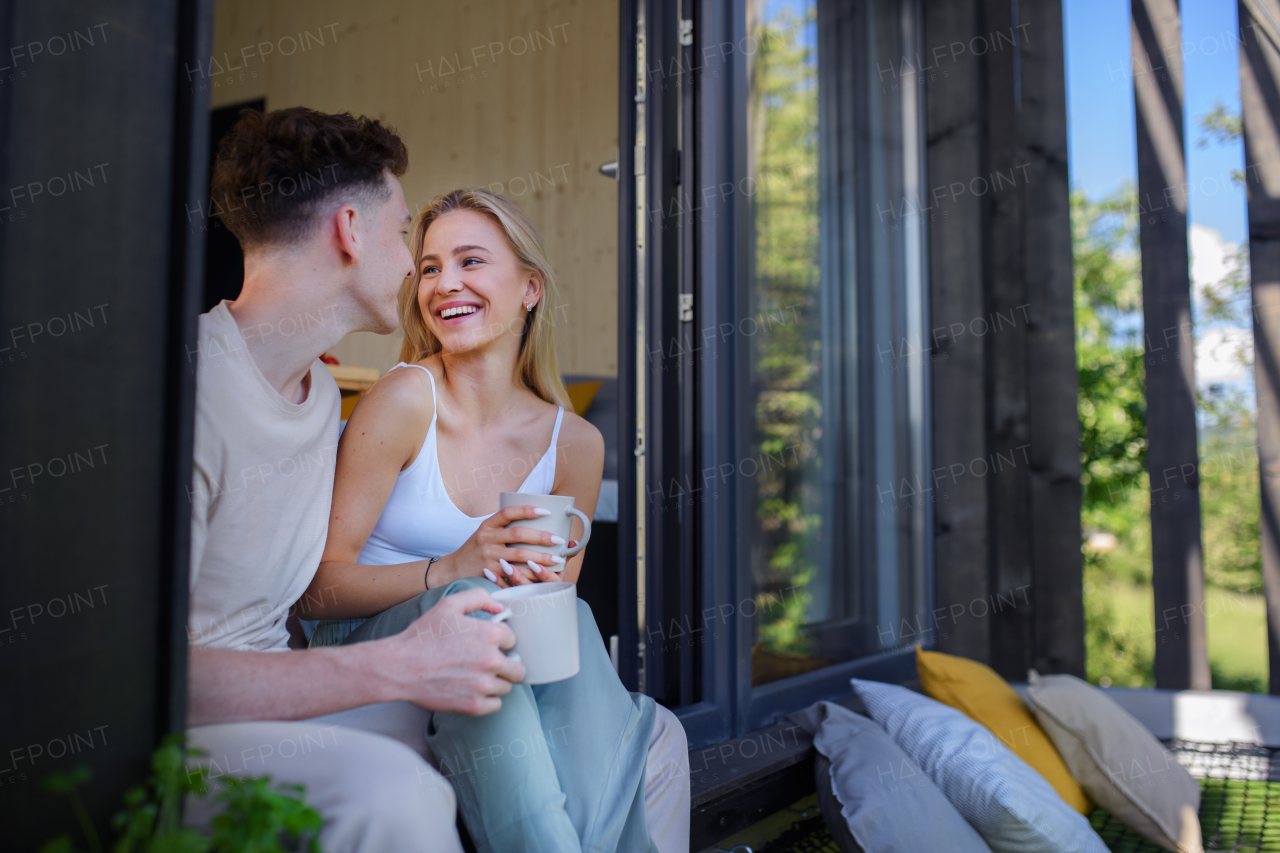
[1075,187,1146,519]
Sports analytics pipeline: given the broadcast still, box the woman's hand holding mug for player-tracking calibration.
[426,505,568,589]
[495,492,591,586]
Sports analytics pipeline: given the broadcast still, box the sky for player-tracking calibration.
[1064,0,1247,242]
[1064,0,1252,393]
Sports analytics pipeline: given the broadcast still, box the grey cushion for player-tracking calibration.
[789,701,993,853]
[814,751,866,853]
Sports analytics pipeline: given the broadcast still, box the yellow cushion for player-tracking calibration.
[916,647,1094,814]
[565,380,603,417]
[340,392,362,421]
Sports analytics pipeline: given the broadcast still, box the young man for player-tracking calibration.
[184,107,689,853]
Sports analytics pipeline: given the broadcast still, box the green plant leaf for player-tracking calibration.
[46,737,323,853]
[39,836,77,853]
[43,766,92,794]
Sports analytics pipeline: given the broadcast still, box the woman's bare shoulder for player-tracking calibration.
[556,408,604,462]
[348,361,437,427]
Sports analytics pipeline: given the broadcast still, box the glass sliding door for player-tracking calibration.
[743,0,930,689]
[623,0,934,741]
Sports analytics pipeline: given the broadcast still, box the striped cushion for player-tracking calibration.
[851,678,1110,853]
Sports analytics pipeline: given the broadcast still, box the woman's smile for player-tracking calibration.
[436,300,483,324]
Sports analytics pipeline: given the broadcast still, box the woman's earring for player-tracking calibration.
[525,301,534,311]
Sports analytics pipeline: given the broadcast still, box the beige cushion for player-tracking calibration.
[1026,671,1202,853]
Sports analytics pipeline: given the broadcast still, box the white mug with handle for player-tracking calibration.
[489,582,580,684]
[499,491,592,559]
[488,607,521,665]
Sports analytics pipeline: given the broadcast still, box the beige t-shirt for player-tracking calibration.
[187,301,340,651]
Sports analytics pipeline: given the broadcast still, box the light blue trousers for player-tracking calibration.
[342,578,656,853]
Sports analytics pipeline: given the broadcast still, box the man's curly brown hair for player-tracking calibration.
[210,106,408,248]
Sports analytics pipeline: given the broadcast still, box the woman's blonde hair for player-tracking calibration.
[399,188,569,408]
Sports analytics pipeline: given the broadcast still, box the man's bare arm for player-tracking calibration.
[188,588,525,727]
[189,644,385,726]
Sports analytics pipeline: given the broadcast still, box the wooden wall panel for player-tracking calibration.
[209,0,619,376]
[925,0,1083,676]
[982,0,1036,678]
[1019,0,1084,676]
[924,0,992,664]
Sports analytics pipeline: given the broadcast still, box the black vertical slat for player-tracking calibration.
[1237,0,1280,695]
[1131,0,1210,690]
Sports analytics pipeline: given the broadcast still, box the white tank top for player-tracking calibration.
[357,363,564,565]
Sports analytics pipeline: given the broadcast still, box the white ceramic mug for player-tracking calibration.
[490,581,579,684]
[499,491,592,558]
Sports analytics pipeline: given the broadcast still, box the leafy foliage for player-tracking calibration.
[1197,241,1251,326]
[1074,187,1146,515]
[42,735,322,853]
[1199,397,1262,595]
[1196,99,1243,146]
[206,777,323,853]
[1195,99,1245,184]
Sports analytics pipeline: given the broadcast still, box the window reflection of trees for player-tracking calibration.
[747,2,829,684]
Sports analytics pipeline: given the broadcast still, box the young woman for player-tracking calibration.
[305,189,681,852]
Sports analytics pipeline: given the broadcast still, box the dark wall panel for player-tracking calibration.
[1237,0,1280,695]
[982,0,1036,678]
[1019,0,1084,677]
[924,0,992,665]
[0,0,210,845]
[924,0,1083,677]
